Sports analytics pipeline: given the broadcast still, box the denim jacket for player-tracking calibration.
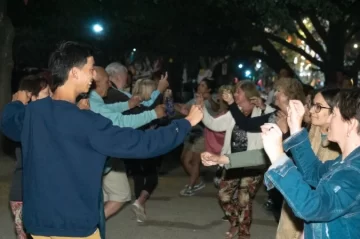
[264,129,360,239]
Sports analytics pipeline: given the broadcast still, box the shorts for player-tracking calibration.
[102,171,131,203]
[184,135,205,153]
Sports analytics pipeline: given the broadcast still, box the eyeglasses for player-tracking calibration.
[311,103,331,113]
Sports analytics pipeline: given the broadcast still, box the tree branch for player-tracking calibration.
[290,10,327,61]
[264,32,324,68]
[308,12,328,43]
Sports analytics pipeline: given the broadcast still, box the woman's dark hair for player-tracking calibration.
[201,78,216,93]
[334,89,360,129]
[318,88,340,111]
[19,75,48,97]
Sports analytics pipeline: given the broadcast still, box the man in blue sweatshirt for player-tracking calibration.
[0,41,203,239]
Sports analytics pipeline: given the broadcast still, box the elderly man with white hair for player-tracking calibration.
[105,62,168,106]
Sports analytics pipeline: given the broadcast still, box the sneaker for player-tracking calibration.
[180,186,195,196]
[193,181,206,192]
[132,201,146,222]
[184,181,206,192]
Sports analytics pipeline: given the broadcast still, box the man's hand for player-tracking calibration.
[260,123,284,164]
[287,100,305,135]
[128,95,142,109]
[175,103,189,115]
[185,105,203,126]
[12,91,31,105]
[201,152,229,166]
[154,104,166,118]
[157,72,169,94]
[222,90,234,105]
[77,99,90,110]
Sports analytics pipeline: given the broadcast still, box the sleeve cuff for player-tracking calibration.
[268,154,290,170]
[150,110,157,120]
[264,155,296,190]
[283,128,308,152]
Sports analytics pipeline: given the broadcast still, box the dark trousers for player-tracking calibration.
[268,188,283,222]
[125,158,159,198]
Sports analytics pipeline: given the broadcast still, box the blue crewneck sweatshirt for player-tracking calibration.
[0,97,191,237]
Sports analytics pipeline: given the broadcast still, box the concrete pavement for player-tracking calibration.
[0,155,277,239]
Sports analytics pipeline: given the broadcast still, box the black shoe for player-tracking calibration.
[263,199,274,211]
[222,215,228,221]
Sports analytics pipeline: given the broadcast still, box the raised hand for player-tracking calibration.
[154,104,166,118]
[157,72,169,93]
[77,98,90,110]
[260,123,284,163]
[185,105,204,126]
[201,152,229,166]
[128,95,142,109]
[12,91,31,105]
[222,90,234,105]
[287,100,305,135]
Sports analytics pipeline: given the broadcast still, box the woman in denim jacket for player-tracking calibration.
[261,90,360,239]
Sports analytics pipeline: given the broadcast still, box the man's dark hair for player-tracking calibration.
[334,89,360,132]
[48,41,93,91]
[19,75,48,97]
[201,78,216,93]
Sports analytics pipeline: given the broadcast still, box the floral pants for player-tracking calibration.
[10,201,27,239]
[218,173,262,237]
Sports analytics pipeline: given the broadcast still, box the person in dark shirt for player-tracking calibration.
[222,77,306,223]
[0,41,203,239]
[9,74,51,239]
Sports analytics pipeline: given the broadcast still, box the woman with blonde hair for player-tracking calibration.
[126,78,164,223]
[202,80,275,238]
[132,78,157,101]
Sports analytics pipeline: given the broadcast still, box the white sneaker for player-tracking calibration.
[132,201,146,222]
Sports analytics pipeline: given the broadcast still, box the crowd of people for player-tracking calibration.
[1,40,360,239]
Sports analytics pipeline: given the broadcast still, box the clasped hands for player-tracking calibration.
[201,100,306,166]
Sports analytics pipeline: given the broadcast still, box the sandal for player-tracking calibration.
[225,226,239,239]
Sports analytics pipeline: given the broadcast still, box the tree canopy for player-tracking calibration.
[6,0,360,84]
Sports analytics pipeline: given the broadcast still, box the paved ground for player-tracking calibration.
[0,155,277,239]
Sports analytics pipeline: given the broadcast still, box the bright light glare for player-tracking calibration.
[238,64,243,69]
[92,24,103,33]
[133,48,137,52]
[245,70,251,77]
[354,43,358,49]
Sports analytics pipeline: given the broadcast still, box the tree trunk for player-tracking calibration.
[0,0,15,154]
[323,23,346,86]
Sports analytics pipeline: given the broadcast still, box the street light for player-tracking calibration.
[238,64,243,69]
[245,70,251,77]
[92,24,104,33]
[133,48,137,52]
[354,43,358,49]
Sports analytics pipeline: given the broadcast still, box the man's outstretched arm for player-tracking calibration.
[89,105,203,159]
